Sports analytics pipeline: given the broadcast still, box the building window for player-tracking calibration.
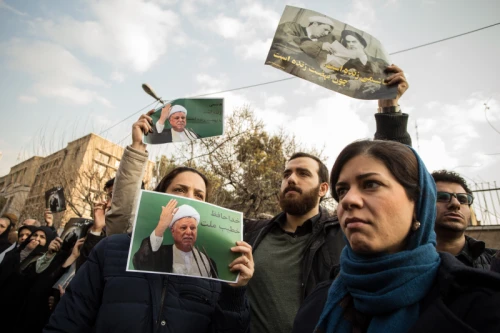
[96,152,111,165]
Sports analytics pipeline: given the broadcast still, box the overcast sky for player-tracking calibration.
[1,0,499,199]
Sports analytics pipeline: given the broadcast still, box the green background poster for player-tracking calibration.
[144,98,223,144]
[127,190,242,282]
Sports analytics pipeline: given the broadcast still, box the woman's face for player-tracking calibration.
[0,219,9,235]
[27,230,47,250]
[18,228,32,245]
[166,171,206,201]
[335,155,415,255]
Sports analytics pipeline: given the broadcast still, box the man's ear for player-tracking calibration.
[319,182,329,198]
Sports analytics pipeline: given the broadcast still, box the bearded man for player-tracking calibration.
[244,152,344,333]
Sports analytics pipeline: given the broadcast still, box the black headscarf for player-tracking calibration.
[19,226,56,271]
[16,225,37,245]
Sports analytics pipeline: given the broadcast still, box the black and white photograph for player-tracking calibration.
[265,5,397,100]
[59,218,93,252]
[45,186,67,213]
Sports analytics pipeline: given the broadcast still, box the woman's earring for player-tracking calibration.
[412,221,421,231]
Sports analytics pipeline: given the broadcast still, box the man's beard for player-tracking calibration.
[279,184,320,216]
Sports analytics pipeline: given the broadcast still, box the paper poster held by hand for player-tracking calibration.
[265,5,397,100]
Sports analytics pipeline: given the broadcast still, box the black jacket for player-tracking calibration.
[133,238,218,278]
[44,234,249,333]
[456,235,497,270]
[292,252,500,333]
[244,208,345,301]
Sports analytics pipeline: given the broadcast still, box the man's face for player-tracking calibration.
[345,35,364,51]
[310,22,333,39]
[22,219,37,226]
[435,182,471,234]
[169,112,187,132]
[279,157,327,216]
[18,228,32,245]
[171,217,198,252]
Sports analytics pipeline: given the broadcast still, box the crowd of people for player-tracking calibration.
[0,64,499,332]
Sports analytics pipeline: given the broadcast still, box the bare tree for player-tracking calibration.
[154,106,333,218]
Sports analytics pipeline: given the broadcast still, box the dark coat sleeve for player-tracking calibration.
[76,232,105,272]
[491,250,500,273]
[374,112,412,146]
[292,280,332,333]
[211,284,250,333]
[43,237,107,333]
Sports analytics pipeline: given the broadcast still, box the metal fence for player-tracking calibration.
[471,181,500,225]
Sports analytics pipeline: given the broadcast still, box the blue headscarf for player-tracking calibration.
[315,147,441,333]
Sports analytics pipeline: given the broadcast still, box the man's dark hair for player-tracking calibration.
[104,178,115,191]
[431,170,472,195]
[288,152,329,185]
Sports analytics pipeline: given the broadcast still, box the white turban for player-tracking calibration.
[169,105,187,118]
[308,16,334,27]
[170,204,200,228]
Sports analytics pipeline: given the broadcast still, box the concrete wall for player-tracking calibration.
[466,225,500,249]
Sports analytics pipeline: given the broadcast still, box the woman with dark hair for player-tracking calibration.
[45,111,254,333]
[0,226,55,282]
[0,226,56,332]
[292,140,500,333]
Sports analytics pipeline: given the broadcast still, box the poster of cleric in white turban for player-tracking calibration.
[265,5,397,100]
[127,191,243,283]
[144,98,224,145]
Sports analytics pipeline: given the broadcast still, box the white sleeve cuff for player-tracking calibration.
[156,121,165,134]
[150,230,163,252]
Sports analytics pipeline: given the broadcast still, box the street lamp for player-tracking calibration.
[142,83,166,106]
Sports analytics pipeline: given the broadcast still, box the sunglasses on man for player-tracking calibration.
[436,191,474,205]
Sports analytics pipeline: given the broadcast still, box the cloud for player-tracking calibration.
[35,84,113,107]
[195,73,229,91]
[205,1,280,60]
[34,0,180,73]
[236,38,273,60]
[265,95,286,108]
[346,0,377,31]
[18,95,38,104]
[110,71,125,83]
[210,15,245,39]
[4,39,105,86]
[0,0,27,16]
[3,39,110,107]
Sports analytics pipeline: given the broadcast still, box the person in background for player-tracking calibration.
[432,170,497,270]
[292,140,500,333]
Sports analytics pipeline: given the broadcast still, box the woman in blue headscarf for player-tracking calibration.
[292,139,500,333]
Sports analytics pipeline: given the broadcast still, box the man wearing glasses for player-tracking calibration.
[432,170,497,270]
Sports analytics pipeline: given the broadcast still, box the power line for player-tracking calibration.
[98,100,158,135]
[390,22,500,55]
[95,22,500,138]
